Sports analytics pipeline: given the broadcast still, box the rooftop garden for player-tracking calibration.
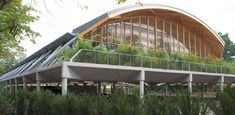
[56,36,235,74]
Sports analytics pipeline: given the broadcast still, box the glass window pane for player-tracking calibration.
[124,19,131,44]
[149,17,155,49]
[178,24,184,53]
[164,20,171,52]
[157,18,163,49]
[141,17,147,48]
[132,17,141,47]
[172,22,178,52]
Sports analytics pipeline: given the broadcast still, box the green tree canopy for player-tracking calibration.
[0,0,39,73]
[219,32,235,61]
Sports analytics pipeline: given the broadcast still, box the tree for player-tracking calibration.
[0,0,39,73]
[0,52,26,74]
[218,32,235,61]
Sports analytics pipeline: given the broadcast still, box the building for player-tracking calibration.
[0,4,235,96]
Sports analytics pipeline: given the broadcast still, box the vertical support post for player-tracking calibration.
[4,81,7,89]
[36,72,41,91]
[103,84,106,94]
[23,76,27,90]
[165,83,168,94]
[187,73,193,93]
[219,75,224,92]
[139,70,145,99]
[9,80,12,91]
[97,82,101,93]
[0,82,3,90]
[62,77,68,95]
[15,78,18,92]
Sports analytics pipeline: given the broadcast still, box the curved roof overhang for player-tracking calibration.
[73,4,224,56]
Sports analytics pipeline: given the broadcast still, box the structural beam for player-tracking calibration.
[62,77,68,95]
[219,75,224,92]
[23,76,27,90]
[36,72,41,91]
[165,83,168,94]
[187,73,193,93]
[15,78,18,92]
[139,70,145,99]
[9,80,12,91]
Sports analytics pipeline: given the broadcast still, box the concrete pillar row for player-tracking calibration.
[187,73,193,93]
[139,70,145,99]
[36,72,41,91]
[62,77,68,95]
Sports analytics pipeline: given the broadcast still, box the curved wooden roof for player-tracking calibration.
[73,4,224,57]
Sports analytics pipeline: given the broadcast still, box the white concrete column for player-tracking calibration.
[36,72,41,91]
[9,80,12,91]
[62,77,68,95]
[187,73,193,93]
[23,76,27,90]
[219,75,224,92]
[139,70,145,99]
[165,83,168,94]
[15,78,18,92]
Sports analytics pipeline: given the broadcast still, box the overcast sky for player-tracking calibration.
[22,0,235,56]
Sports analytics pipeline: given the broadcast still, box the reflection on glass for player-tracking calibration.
[124,19,131,44]
[141,17,147,48]
[157,18,163,49]
[132,17,140,46]
[164,20,171,52]
[149,17,155,49]
[172,22,178,52]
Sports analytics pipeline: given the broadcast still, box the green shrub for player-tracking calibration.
[176,91,208,115]
[14,90,30,115]
[216,84,235,115]
[52,93,80,115]
[145,95,179,115]
[27,90,55,115]
[116,43,142,55]
[109,89,141,115]
[0,90,14,115]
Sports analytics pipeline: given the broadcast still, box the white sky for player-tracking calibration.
[22,0,235,56]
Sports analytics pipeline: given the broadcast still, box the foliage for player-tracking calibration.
[109,89,142,115]
[57,36,93,61]
[0,0,39,59]
[0,87,235,115]
[218,32,235,61]
[0,51,26,74]
[56,38,235,74]
[116,43,142,55]
[216,84,235,115]
[0,90,14,115]
[144,95,179,115]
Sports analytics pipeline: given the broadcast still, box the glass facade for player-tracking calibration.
[83,16,217,58]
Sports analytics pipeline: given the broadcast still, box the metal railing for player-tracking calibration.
[69,49,235,74]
